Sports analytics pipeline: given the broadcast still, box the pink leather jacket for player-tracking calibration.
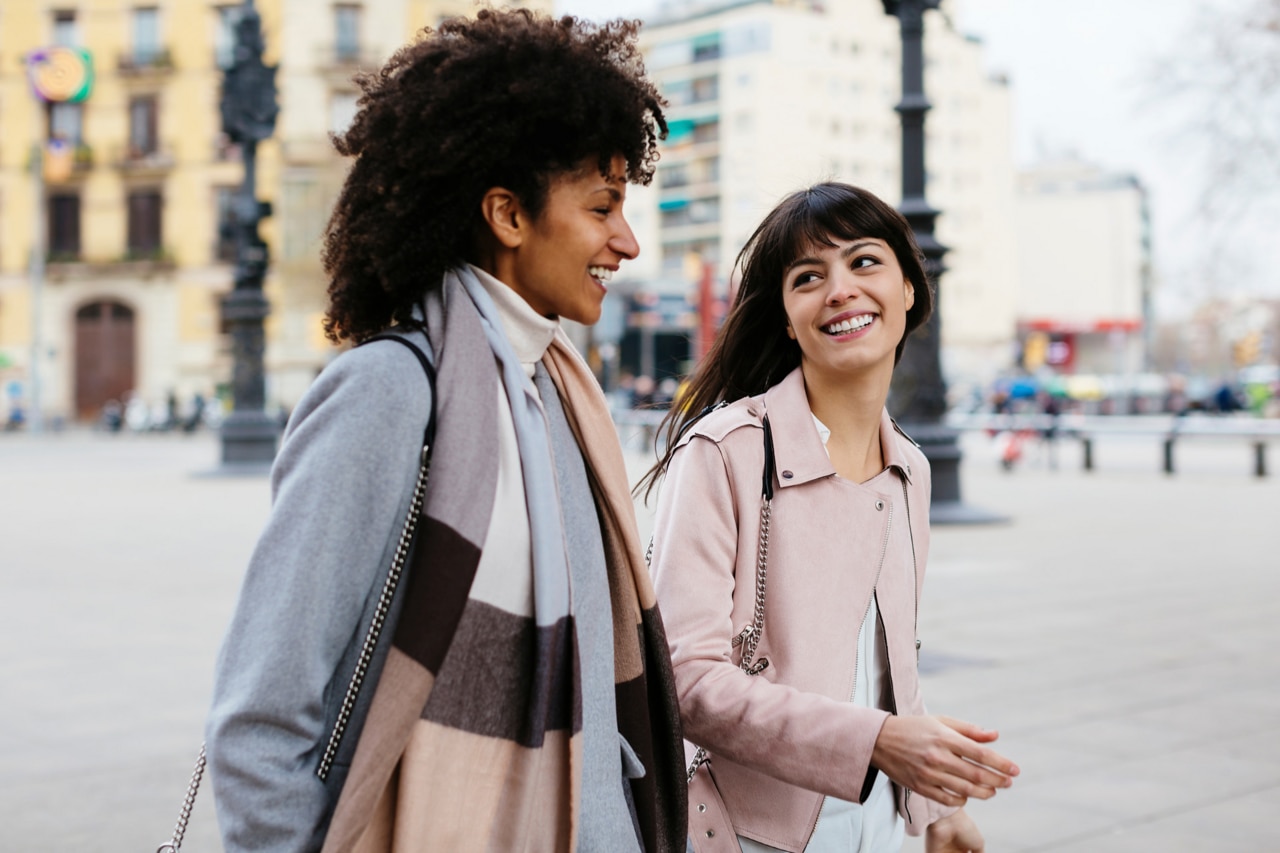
[650,368,954,852]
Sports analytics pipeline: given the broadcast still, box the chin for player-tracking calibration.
[563,303,603,326]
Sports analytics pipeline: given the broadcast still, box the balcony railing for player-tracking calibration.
[118,47,174,73]
[115,144,175,172]
[31,142,93,181]
[317,44,382,70]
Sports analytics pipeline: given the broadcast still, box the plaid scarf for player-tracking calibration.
[320,268,685,852]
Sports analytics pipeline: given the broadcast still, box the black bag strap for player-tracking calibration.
[362,333,438,447]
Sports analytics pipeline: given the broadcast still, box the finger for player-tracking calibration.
[915,783,968,809]
[954,744,1020,779]
[937,715,999,743]
[925,752,1010,797]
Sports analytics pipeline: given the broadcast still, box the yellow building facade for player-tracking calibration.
[0,0,548,425]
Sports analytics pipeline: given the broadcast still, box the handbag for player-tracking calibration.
[653,413,776,853]
[154,334,437,853]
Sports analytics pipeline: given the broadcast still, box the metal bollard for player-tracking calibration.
[1163,437,1175,475]
[1255,442,1267,479]
[1082,437,1093,471]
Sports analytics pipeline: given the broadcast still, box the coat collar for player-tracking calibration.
[762,367,914,488]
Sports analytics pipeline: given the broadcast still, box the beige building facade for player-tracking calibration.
[0,0,550,425]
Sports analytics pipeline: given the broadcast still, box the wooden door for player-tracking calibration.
[74,301,136,420]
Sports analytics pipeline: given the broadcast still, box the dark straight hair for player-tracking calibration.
[636,182,933,499]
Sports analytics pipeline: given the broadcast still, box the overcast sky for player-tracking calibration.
[553,0,1280,318]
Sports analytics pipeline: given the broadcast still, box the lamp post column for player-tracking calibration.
[218,0,279,466]
[882,0,1001,523]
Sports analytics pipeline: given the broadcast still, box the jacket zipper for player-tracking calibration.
[900,476,919,824]
[808,499,894,842]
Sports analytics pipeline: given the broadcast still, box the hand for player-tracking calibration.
[871,715,1018,808]
[925,808,984,853]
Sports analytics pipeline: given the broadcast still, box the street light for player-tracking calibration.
[882,0,1002,523]
[218,0,279,466]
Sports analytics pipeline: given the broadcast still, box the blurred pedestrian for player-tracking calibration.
[641,183,1018,853]
[204,12,684,853]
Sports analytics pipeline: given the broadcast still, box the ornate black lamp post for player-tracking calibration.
[219,0,279,466]
[882,0,1001,523]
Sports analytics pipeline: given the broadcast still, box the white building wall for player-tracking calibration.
[1015,161,1146,324]
[1014,157,1149,375]
[637,0,1019,386]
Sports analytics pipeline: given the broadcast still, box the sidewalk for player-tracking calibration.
[2,429,1277,851]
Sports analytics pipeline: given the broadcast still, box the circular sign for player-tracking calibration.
[27,47,94,103]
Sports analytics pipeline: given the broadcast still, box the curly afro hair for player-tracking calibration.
[322,9,667,344]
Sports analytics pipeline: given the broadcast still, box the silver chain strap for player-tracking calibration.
[155,744,206,853]
[151,444,429,851]
[317,442,431,781]
[686,491,772,783]
[156,335,436,850]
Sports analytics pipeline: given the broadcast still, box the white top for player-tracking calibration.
[738,415,904,853]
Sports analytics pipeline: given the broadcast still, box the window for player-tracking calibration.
[132,7,161,65]
[49,193,81,259]
[329,92,359,134]
[335,5,361,62]
[215,186,238,262]
[692,32,721,63]
[215,5,244,69]
[693,119,719,144]
[53,10,78,46]
[48,102,84,144]
[691,76,718,103]
[128,96,158,157]
[659,196,720,228]
[127,189,163,256]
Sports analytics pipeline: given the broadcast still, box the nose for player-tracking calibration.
[611,211,640,261]
[825,268,860,306]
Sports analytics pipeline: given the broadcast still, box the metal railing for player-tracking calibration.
[947,411,1280,477]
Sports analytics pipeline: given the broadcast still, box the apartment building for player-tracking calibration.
[1015,157,1153,375]
[625,0,1019,385]
[0,0,550,425]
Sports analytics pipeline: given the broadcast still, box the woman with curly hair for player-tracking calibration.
[205,10,685,852]
[643,184,1017,853]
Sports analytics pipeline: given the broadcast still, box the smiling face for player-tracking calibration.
[495,154,639,325]
[781,236,915,386]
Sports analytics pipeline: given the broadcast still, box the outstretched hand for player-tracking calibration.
[871,714,1018,808]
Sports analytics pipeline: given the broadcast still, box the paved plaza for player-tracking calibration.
[2,426,1278,852]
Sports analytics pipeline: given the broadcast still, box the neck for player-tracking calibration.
[801,361,892,481]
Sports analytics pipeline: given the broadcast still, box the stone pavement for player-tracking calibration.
[2,427,1278,852]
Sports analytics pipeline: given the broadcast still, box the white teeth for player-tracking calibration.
[822,314,874,335]
[588,266,613,283]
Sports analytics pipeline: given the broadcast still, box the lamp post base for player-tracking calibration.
[898,421,1007,525]
[220,409,278,469]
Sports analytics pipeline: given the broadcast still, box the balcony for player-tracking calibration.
[114,144,175,174]
[46,250,177,281]
[31,142,93,182]
[317,43,382,73]
[117,47,174,74]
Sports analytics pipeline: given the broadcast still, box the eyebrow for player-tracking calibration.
[785,240,882,273]
[592,187,624,202]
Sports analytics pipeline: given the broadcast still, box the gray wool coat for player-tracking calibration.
[206,321,645,853]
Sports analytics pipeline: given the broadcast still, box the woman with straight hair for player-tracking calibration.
[642,183,1018,853]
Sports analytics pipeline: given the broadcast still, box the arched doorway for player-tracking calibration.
[74,300,136,420]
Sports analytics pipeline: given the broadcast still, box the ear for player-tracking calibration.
[479,187,525,250]
[903,278,915,312]
[785,323,796,340]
